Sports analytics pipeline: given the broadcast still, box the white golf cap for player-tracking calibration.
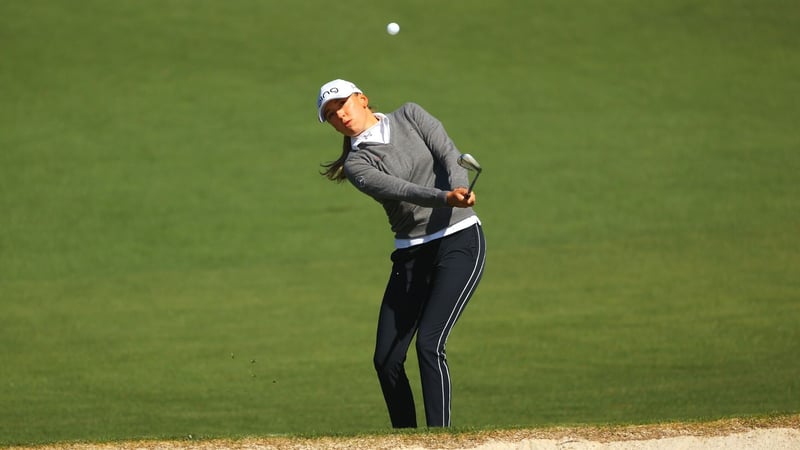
[317,79,362,122]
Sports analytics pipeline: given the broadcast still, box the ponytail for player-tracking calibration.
[320,135,351,183]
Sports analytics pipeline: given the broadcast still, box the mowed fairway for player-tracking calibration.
[1,0,798,446]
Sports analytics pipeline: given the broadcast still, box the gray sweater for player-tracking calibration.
[343,102,476,239]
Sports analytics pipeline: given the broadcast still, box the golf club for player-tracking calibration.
[458,153,483,197]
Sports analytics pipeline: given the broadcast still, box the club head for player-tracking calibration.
[458,153,482,172]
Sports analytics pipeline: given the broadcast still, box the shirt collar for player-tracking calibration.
[351,113,390,150]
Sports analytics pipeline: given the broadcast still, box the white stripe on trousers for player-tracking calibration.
[434,224,486,426]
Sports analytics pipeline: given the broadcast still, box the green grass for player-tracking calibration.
[1,0,799,445]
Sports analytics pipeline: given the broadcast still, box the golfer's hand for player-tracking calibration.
[446,187,475,208]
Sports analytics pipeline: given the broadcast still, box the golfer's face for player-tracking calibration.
[324,94,372,136]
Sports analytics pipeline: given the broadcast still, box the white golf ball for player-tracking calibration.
[386,22,400,35]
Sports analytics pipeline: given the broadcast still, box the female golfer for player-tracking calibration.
[317,79,486,428]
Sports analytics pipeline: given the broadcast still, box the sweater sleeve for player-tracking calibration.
[343,151,450,207]
[402,103,471,190]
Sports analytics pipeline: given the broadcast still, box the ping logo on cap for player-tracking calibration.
[317,86,341,108]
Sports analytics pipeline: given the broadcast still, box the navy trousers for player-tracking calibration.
[373,223,486,428]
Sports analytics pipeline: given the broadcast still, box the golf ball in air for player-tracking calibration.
[387,22,400,35]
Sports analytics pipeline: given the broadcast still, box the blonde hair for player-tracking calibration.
[320,136,351,182]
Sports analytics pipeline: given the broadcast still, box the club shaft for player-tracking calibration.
[466,171,481,195]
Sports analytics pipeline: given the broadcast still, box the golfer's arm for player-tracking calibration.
[344,160,449,207]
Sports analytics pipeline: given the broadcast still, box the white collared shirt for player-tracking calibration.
[394,216,481,249]
[351,113,390,149]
